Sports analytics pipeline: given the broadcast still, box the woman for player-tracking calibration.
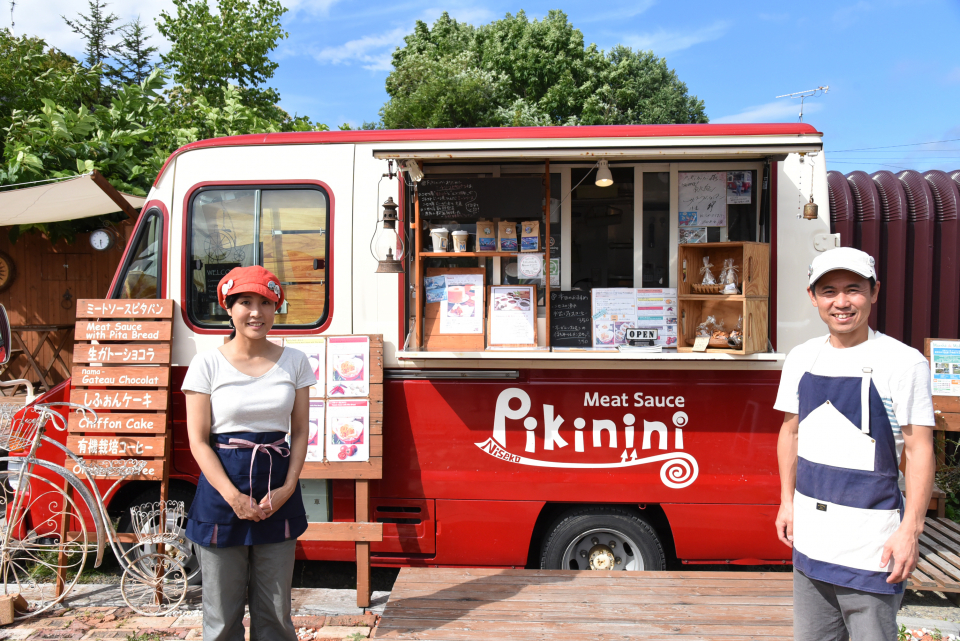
[182,265,314,641]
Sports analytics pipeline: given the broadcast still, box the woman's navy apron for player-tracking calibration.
[187,431,307,548]
[793,349,904,594]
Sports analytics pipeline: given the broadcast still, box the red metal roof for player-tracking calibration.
[154,123,823,186]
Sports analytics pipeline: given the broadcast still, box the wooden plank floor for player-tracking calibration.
[374,567,793,640]
[909,517,960,594]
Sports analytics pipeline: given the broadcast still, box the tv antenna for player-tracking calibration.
[775,86,829,122]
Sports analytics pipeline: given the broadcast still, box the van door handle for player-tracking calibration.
[313,259,325,270]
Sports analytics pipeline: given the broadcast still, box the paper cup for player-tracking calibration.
[430,228,449,252]
[452,230,469,252]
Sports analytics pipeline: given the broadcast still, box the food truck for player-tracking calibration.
[14,123,833,576]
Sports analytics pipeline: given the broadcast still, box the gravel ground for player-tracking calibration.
[901,589,960,623]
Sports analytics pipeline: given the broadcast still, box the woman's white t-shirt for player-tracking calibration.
[181,347,317,434]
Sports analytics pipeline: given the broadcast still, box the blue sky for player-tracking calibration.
[21,0,960,174]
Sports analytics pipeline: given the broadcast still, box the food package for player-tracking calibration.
[700,256,716,285]
[720,258,739,294]
[728,315,744,349]
[520,220,540,252]
[476,220,496,252]
[498,221,518,252]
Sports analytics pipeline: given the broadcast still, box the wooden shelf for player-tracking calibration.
[679,294,767,301]
[420,251,538,258]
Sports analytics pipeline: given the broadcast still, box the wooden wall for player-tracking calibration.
[0,224,133,387]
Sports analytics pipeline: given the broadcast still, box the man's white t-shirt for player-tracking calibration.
[774,329,935,462]
[181,347,316,434]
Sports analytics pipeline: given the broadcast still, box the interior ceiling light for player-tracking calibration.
[595,159,613,187]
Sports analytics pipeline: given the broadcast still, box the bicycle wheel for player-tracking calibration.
[120,553,187,616]
[0,468,90,618]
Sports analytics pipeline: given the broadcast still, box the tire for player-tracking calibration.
[539,506,665,571]
[119,486,202,586]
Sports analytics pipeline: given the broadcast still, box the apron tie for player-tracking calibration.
[861,367,872,434]
[216,438,290,511]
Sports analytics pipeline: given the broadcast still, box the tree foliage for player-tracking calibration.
[156,0,288,119]
[381,10,708,128]
[63,0,120,70]
[108,17,159,86]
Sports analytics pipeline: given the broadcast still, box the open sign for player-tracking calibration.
[625,328,659,344]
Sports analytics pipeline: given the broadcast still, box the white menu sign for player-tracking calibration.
[489,285,536,346]
[327,399,369,462]
[326,335,369,397]
[439,273,484,334]
[307,400,325,461]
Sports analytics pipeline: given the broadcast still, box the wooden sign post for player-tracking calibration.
[298,334,384,608]
[56,299,174,595]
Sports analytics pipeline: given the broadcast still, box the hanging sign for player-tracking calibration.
[70,389,168,411]
[68,412,167,434]
[71,366,169,388]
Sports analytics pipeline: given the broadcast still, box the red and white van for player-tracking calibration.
[16,123,833,574]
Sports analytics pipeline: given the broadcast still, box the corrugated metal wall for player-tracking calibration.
[827,170,960,349]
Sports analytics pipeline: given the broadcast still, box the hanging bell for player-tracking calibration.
[802,195,819,221]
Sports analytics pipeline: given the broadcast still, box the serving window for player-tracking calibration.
[404,161,769,356]
[186,185,330,330]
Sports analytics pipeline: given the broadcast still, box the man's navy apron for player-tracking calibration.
[186,431,307,548]
[793,354,904,594]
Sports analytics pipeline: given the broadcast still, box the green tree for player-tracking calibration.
[381,10,708,128]
[108,17,158,86]
[62,0,119,69]
[156,0,288,119]
[0,30,99,133]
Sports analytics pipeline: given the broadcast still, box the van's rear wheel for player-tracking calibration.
[539,507,665,571]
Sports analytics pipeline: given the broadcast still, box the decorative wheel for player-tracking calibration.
[539,506,665,572]
[120,553,187,615]
[0,251,15,293]
[0,469,89,618]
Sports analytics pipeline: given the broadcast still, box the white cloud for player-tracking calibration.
[311,26,407,71]
[712,100,823,124]
[624,20,730,54]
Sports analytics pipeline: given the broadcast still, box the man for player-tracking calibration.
[774,247,935,641]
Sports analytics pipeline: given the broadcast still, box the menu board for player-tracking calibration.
[549,291,591,347]
[327,399,369,462]
[439,273,484,334]
[417,177,542,220]
[307,400,325,461]
[489,285,537,347]
[327,336,369,397]
[592,288,678,347]
[284,336,326,397]
[931,340,960,396]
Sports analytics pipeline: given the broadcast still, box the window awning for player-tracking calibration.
[0,171,145,226]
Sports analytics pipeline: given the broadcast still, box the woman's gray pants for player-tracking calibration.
[198,539,298,641]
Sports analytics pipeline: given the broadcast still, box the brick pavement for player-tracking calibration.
[0,590,383,640]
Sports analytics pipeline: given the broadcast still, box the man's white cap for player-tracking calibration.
[808,247,877,287]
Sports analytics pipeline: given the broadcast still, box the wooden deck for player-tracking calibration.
[909,517,960,596]
[374,567,793,640]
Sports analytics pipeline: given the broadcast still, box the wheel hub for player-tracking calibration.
[588,544,615,570]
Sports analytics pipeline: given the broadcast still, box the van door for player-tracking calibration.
[168,143,355,365]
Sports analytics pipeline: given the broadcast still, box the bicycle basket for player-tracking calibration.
[0,404,41,452]
[130,500,186,545]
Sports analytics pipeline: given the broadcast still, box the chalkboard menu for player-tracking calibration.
[550,290,591,347]
[418,177,542,220]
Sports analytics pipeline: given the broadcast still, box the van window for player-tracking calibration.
[187,186,329,328]
[113,209,163,299]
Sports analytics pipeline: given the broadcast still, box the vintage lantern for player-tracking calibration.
[371,197,405,273]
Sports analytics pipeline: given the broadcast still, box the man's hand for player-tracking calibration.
[881,521,921,583]
[776,501,794,548]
